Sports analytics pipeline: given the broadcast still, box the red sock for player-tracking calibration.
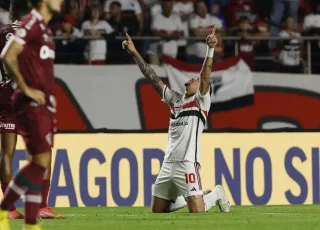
[1,182,16,211]
[41,180,50,208]
[0,162,45,225]
[24,190,42,225]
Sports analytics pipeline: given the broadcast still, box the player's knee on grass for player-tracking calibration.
[186,195,205,213]
[151,196,171,213]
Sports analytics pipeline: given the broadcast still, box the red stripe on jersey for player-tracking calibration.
[202,110,208,117]
[182,101,199,109]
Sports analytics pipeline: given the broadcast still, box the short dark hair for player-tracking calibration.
[238,16,250,23]
[10,0,31,21]
[29,0,40,7]
[110,1,121,8]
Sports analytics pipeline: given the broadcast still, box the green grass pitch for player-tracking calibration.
[9,205,320,230]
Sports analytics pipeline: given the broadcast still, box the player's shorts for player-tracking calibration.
[15,100,56,155]
[153,161,203,202]
[0,81,16,133]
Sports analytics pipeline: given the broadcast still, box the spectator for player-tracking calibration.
[104,0,144,35]
[81,4,115,65]
[107,1,139,63]
[148,0,184,64]
[279,16,302,73]
[225,0,258,28]
[174,0,194,61]
[55,15,85,64]
[233,16,256,70]
[303,2,320,33]
[187,0,223,61]
[210,2,226,28]
[67,0,96,27]
[270,0,301,47]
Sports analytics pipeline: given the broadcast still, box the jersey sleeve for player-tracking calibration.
[190,16,199,29]
[162,85,181,106]
[104,21,115,34]
[13,16,41,46]
[151,15,161,31]
[195,85,212,111]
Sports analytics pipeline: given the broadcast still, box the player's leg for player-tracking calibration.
[38,151,64,219]
[203,185,230,212]
[152,162,179,213]
[0,132,24,219]
[175,162,230,213]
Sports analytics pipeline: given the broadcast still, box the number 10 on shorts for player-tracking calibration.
[185,173,196,184]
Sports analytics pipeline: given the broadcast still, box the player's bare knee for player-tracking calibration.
[32,152,51,168]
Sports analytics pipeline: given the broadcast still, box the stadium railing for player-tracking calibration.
[52,36,320,74]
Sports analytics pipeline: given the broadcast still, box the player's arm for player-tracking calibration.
[199,26,218,96]
[122,33,165,96]
[0,39,45,104]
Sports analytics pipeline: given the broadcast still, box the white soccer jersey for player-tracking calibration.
[162,85,212,163]
[81,20,114,61]
[279,31,301,66]
[189,14,223,31]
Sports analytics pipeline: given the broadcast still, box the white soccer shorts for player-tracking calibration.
[153,161,203,202]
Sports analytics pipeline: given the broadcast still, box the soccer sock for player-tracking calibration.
[24,190,42,225]
[167,195,187,212]
[40,179,50,208]
[203,188,221,212]
[0,162,45,214]
[1,182,16,211]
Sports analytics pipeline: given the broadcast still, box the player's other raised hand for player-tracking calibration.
[122,33,137,55]
[24,87,46,105]
[206,26,218,49]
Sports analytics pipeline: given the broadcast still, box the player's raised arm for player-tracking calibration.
[199,26,218,96]
[1,39,45,104]
[123,33,165,96]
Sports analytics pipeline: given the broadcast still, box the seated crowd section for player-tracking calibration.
[0,0,319,73]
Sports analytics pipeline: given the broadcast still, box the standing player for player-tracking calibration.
[0,0,30,220]
[123,27,231,213]
[0,0,63,220]
[0,0,64,229]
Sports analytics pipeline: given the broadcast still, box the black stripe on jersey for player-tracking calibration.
[195,108,201,162]
[163,85,167,99]
[170,110,205,126]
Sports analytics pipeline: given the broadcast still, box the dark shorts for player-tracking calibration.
[15,104,55,155]
[0,81,16,133]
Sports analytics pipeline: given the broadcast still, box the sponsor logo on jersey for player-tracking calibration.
[40,45,55,60]
[0,123,15,130]
[170,121,188,127]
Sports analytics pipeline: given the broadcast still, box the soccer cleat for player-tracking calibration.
[215,185,231,213]
[8,210,24,219]
[22,224,42,230]
[0,209,10,230]
[38,207,64,219]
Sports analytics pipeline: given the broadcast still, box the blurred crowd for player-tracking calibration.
[0,0,320,73]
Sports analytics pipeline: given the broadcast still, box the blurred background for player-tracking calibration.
[0,0,319,73]
[1,0,320,132]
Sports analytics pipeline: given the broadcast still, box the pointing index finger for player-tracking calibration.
[211,26,216,35]
[126,33,132,41]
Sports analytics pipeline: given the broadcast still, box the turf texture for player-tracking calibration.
[9,205,320,230]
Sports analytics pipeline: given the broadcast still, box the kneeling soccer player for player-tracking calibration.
[123,26,230,213]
